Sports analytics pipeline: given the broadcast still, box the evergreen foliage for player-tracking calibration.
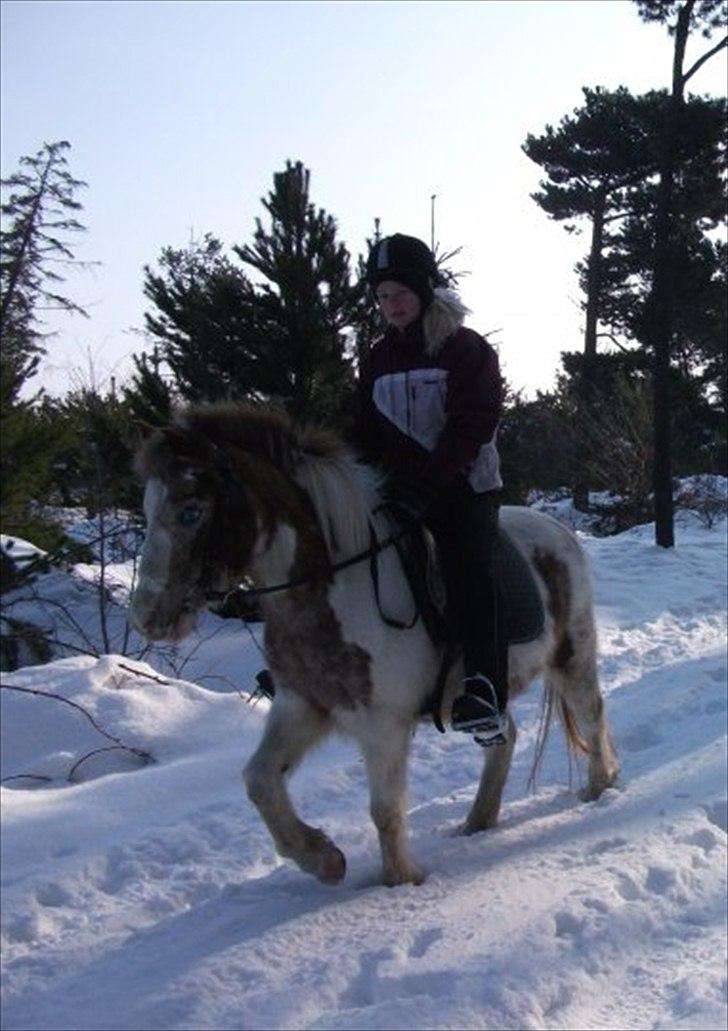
[141,233,256,405]
[524,4,727,533]
[233,160,358,426]
[631,0,727,546]
[123,349,175,428]
[0,141,91,546]
[138,162,360,429]
[0,396,72,550]
[49,390,139,513]
[1,140,90,399]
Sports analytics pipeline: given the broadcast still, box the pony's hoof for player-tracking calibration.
[383,860,426,887]
[316,846,347,885]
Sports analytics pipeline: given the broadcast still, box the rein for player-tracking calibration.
[208,516,412,621]
[208,506,453,732]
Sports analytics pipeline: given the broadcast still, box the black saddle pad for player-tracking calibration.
[495,529,545,645]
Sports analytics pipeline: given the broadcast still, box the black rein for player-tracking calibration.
[207,518,412,618]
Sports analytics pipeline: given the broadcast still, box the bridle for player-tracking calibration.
[171,485,452,734]
[206,515,417,631]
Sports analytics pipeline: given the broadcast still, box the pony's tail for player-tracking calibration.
[527,680,589,792]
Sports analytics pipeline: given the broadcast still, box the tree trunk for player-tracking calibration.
[647,2,693,548]
[573,191,607,513]
[584,190,606,362]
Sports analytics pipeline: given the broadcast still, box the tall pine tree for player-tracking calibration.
[1,140,89,401]
[632,0,727,546]
[0,141,91,546]
[234,160,358,425]
[141,233,257,405]
[139,162,359,427]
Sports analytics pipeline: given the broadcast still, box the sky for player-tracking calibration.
[1,0,727,399]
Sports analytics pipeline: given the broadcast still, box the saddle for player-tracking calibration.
[381,508,545,647]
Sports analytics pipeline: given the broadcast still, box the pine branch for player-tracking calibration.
[683,33,728,82]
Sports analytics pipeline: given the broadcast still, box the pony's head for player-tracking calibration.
[129,404,368,642]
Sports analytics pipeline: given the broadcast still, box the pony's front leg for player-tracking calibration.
[361,717,424,887]
[244,692,345,885]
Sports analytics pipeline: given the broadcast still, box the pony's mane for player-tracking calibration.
[168,403,376,559]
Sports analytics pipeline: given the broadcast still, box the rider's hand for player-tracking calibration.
[383,476,438,525]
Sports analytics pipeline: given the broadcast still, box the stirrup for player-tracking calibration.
[473,727,508,748]
[451,674,508,746]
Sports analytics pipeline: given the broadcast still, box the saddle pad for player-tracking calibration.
[379,510,544,647]
[495,529,545,645]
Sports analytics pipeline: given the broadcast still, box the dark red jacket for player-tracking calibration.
[354,318,503,493]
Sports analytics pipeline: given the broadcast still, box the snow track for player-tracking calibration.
[2,516,726,1030]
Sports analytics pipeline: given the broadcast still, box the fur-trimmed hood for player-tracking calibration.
[422,286,471,356]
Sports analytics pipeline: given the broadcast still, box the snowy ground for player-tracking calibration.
[1,510,726,1031]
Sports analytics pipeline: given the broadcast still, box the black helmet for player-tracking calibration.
[366,233,440,306]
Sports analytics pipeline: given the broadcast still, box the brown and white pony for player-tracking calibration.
[130,403,619,887]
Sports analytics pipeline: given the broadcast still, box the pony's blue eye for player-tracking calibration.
[178,504,203,526]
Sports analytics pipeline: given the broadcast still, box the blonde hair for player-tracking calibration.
[422,287,471,355]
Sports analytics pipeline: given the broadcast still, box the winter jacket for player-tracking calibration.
[354,291,503,494]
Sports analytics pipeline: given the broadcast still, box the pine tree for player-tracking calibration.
[123,347,174,427]
[524,87,663,508]
[632,0,727,546]
[1,140,90,399]
[234,160,358,426]
[139,163,359,427]
[141,233,258,404]
[524,88,663,361]
[0,141,91,547]
[525,79,726,514]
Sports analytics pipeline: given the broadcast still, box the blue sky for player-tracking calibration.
[2,0,726,398]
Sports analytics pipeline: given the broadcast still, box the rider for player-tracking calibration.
[354,233,509,746]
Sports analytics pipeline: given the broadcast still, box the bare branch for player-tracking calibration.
[67,745,149,782]
[0,682,154,763]
[115,661,170,685]
[1,773,53,785]
[683,34,728,82]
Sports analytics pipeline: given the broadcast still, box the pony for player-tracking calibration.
[130,403,619,887]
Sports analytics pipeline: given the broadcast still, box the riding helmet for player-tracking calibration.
[366,233,440,307]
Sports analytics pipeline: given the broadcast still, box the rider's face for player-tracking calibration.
[375,281,422,330]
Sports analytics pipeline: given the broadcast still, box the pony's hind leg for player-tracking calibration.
[462,712,517,834]
[244,690,345,884]
[551,620,619,800]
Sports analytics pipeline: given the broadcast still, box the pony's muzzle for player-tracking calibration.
[129,588,197,643]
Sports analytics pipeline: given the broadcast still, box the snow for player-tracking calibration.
[1,511,727,1031]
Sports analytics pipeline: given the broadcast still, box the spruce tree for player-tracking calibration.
[123,348,174,427]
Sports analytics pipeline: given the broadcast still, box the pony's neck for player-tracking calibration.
[293,449,379,562]
[247,459,380,603]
